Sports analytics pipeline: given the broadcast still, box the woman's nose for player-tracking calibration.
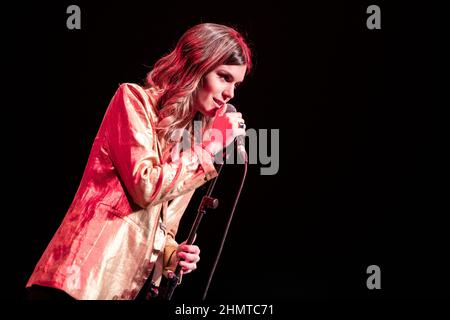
[222,86,235,101]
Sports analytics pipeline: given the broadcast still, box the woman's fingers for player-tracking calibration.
[178,251,200,263]
[175,243,200,274]
[176,254,199,274]
[178,244,200,254]
[178,261,197,274]
[234,128,247,137]
[227,112,242,118]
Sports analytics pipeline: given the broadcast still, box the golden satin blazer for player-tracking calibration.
[27,83,217,299]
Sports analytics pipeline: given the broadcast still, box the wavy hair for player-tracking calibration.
[145,23,252,146]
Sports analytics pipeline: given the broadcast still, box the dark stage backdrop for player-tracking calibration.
[9,0,444,305]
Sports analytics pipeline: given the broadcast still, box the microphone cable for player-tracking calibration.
[202,152,248,300]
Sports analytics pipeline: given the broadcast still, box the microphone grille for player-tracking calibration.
[226,103,236,113]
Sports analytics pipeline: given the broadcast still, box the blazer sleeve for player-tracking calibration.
[104,83,217,208]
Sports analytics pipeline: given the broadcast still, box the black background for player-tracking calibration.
[8,0,445,305]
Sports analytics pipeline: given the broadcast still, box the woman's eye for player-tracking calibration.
[219,74,231,82]
[218,74,240,88]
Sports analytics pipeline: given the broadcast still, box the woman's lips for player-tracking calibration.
[213,98,224,108]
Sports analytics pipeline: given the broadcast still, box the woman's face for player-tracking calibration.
[194,64,247,117]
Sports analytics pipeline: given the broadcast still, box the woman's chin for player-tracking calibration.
[201,108,216,118]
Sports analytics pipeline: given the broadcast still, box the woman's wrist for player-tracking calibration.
[202,141,220,158]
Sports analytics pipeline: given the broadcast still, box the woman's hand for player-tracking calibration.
[175,241,201,275]
[203,104,246,155]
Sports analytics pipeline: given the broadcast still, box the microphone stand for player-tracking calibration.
[162,161,225,300]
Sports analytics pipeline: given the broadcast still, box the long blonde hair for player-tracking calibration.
[146,23,252,146]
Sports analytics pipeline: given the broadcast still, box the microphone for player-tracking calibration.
[226,103,248,163]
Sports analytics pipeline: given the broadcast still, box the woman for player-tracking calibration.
[26,23,252,300]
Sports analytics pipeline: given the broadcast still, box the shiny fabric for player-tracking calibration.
[27,83,217,300]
